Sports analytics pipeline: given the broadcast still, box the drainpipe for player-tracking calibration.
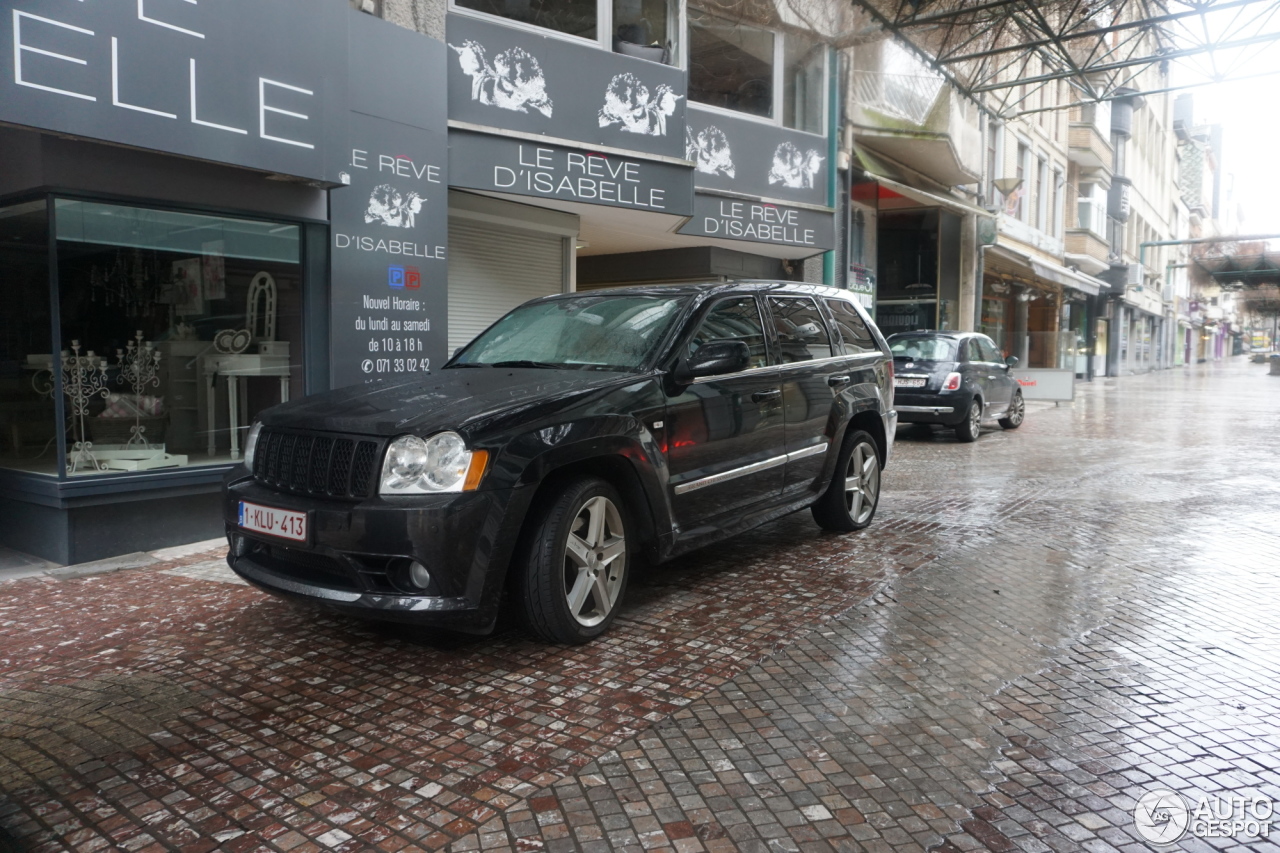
[823,45,839,286]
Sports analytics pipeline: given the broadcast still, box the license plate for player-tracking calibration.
[894,377,927,388]
[239,501,308,543]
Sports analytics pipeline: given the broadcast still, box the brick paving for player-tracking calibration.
[2,357,1279,852]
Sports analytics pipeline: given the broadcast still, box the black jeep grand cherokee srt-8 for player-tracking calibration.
[224,282,897,643]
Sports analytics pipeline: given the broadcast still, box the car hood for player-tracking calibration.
[258,367,647,437]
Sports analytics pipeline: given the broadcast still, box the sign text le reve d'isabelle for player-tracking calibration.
[449,130,695,216]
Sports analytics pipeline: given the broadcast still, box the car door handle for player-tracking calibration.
[827,374,851,387]
[987,375,997,380]
[751,389,781,402]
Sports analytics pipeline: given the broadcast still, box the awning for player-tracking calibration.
[871,174,993,221]
[986,244,1104,296]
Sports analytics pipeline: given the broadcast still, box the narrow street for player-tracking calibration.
[2,358,1278,853]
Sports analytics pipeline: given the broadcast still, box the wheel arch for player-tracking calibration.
[845,408,888,466]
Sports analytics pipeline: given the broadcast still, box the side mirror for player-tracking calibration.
[453,347,464,358]
[1005,355,1019,368]
[686,339,751,379]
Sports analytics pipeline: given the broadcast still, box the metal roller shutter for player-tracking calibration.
[447,219,564,352]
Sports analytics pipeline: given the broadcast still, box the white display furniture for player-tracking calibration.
[203,353,291,459]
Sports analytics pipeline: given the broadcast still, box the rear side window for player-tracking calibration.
[766,296,834,363]
[966,340,983,363]
[825,298,877,354]
[687,296,769,369]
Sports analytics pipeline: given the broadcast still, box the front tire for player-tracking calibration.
[811,430,882,532]
[955,398,982,443]
[999,390,1025,429]
[519,477,630,644]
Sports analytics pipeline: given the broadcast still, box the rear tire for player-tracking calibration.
[955,399,982,443]
[999,390,1025,429]
[811,430,882,532]
[519,477,630,644]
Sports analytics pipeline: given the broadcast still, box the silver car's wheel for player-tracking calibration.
[844,441,881,526]
[999,391,1025,429]
[955,399,982,443]
[562,496,626,628]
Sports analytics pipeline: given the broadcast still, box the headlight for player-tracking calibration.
[380,432,486,495]
[243,422,263,470]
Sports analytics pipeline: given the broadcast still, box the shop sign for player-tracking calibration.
[1,0,347,183]
[329,13,449,389]
[875,302,935,334]
[446,13,686,161]
[677,193,834,251]
[685,105,829,208]
[449,129,694,216]
[1011,368,1075,402]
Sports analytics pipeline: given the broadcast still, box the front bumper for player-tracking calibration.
[223,473,533,633]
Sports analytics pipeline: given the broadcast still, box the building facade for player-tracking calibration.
[0,0,1211,563]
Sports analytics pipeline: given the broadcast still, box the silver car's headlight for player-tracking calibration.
[243,422,263,470]
[380,432,484,495]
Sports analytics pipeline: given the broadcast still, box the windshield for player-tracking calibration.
[890,336,958,361]
[452,295,688,371]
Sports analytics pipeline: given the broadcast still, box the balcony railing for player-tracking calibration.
[853,71,944,125]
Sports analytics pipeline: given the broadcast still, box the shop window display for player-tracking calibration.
[39,200,303,476]
[0,201,56,476]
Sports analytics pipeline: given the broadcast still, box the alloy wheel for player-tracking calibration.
[1008,393,1025,426]
[969,401,982,435]
[844,442,881,526]
[561,495,626,627]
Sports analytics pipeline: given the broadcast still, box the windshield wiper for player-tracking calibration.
[491,360,563,369]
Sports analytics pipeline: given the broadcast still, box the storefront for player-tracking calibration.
[849,173,987,336]
[0,1,837,563]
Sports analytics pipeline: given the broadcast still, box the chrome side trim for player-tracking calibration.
[690,363,777,385]
[896,405,955,414]
[785,442,829,462]
[690,354,868,385]
[673,453,789,495]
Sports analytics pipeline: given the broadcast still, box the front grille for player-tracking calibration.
[247,542,361,591]
[253,427,384,500]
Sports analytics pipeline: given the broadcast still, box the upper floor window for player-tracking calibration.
[613,0,676,62]
[453,0,678,63]
[1077,182,1106,237]
[456,0,599,40]
[688,8,826,133]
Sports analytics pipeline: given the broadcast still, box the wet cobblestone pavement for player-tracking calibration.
[2,357,1278,852]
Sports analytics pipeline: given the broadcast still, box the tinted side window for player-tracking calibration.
[825,298,877,354]
[766,296,833,363]
[979,338,1003,363]
[687,296,769,369]
[966,340,983,363]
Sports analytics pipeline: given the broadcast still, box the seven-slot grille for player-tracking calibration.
[253,428,384,499]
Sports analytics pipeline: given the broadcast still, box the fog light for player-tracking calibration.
[407,560,431,590]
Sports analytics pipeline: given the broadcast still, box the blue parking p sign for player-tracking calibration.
[388,265,405,287]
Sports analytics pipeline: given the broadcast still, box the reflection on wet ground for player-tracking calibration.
[1,358,1278,852]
